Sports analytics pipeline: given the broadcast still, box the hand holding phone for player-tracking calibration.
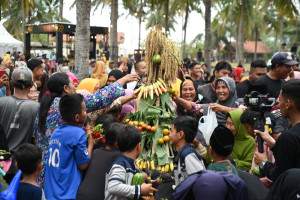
[0,70,6,78]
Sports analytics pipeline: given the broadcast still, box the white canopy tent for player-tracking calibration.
[0,22,23,57]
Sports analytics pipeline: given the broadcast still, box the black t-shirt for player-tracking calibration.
[197,51,202,59]
[237,79,251,98]
[193,78,204,90]
[204,71,210,83]
[254,74,285,99]
[263,123,300,181]
[17,182,45,200]
[76,148,120,200]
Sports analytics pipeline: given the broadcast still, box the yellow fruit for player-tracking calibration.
[138,121,144,126]
[140,161,144,169]
[151,160,155,170]
[169,88,176,96]
[157,166,161,171]
[164,164,169,173]
[143,161,147,169]
[133,121,138,126]
[147,161,150,169]
[128,121,134,126]
[163,129,170,135]
[158,138,164,145]
[161,166,165,172]
[170,162,174,171]
[125,119,130,124]
[151,126,157,132]
[163,136,170,142]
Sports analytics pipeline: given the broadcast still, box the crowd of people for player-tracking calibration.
[0,50,300,200]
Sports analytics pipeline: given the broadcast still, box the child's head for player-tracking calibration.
[95,114,117,130]
[240,108,258,137]
[170,116,198,146]
[105,122,125,149]
[209,125,234,158]
[59,93,86,124]
[117,125,141,157]
[14,143,42,175]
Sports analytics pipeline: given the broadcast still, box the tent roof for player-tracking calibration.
[0,23,23,45]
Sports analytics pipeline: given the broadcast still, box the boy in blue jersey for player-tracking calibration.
[44,94,96,200]
[105,125,157,200]
[170,116,206,186]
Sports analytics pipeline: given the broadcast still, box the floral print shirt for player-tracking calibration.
[34,82,125,185]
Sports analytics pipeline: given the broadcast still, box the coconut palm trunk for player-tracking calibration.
[59,0,63,21]
[237,0,245,65]
[182,2,189,58]
[165,0,169,36]
[204,0,211,71]
[75,0,91,81]
[111,0,118,67]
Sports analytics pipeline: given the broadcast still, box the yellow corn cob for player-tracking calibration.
[157,81,167,92]
[170,162,174,171]
[134,86,142,94]
[157,165,161,171]
[153,83,159,96]
[164,164,169,173]
[144,86,148,98]
[155,82,162,94]
[143,86,147,99]
[149,84,154,99]
[158,78,167,89]
[136,86,145,101]
[147,160,150,169]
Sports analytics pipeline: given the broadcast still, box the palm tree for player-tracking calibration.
[0,0,10,21]
[204,0,211,71]
[75,0,91,80]
[111,0,118,66]
[59,0,63,21]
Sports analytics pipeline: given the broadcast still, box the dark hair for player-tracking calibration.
[59,94,84,123]
[201,63,207,68]
[251,60,267,69]
[105,123,125,146]
[95,114,117,129]
[240,108,259,126]
[134,61,142,71]
[14,143,42,175]
[117,125,141,152]
[215,61,232,73]
[172,116,198,143]
[281,79,300,110]
[38,73,70,133]
[28,59,43,71]
[188,62,199,70]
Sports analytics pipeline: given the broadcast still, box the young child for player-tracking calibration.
[170,116,205,186]
[77,122,123,200]
[15,143,45,200]
[207,125,239,176]
[44,94,95,200]
[105,125,157,200]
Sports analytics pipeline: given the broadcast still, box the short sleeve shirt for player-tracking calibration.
[44,124,90,200]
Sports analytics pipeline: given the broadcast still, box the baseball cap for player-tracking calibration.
[57,58,70,65]
[12,66,33,89]
[271,52,299,66]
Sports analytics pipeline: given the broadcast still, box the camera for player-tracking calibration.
[244,91,275,112]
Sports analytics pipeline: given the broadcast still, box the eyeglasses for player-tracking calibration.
[29,91,40,95]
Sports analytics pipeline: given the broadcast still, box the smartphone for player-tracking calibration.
[0,70,6,78]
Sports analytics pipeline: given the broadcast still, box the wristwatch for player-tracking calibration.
[260,161,267,170]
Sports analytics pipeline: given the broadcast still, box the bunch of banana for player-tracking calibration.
[134,78,168,101]
[156,163,171,173]
[137,159,154,170]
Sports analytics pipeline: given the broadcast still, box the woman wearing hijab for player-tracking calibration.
[107,70,124,86]
[76,78,100,94]
[91,61,108,88]
[226,110,255,172]
[208,77,243,125]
